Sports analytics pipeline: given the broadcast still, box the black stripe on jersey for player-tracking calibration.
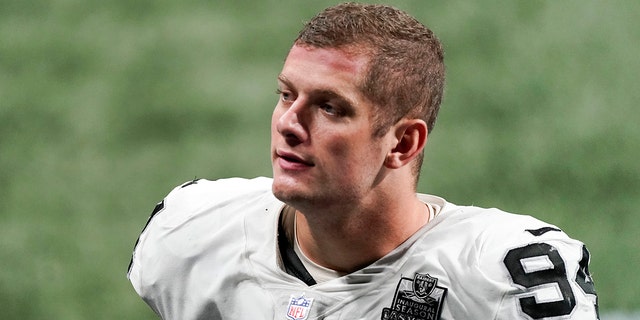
[278,213,317,286]
[180,177,200,188]
[127,200,165,276]
[526,226,562,236]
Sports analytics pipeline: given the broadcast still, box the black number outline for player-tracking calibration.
[503,243,576,319]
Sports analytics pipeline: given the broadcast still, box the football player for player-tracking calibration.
[128,3,599,319]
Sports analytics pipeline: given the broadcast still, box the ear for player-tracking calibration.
[385,119,428,169]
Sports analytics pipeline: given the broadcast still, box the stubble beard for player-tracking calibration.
[272,176,366,218]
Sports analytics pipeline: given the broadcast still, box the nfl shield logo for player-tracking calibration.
[413,273,438,299]
[286,294,314,320]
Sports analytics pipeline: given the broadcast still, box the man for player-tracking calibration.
[128,3,599,319]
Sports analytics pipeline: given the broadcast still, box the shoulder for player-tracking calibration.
[127,177,278,308]
[432,200,580,250]
[164,176,273,209]
[133,176,276,250]
[436,201,599,319]
[435,201,588,275]
[153,177,274,226]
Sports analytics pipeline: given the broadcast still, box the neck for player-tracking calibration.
[294,188,429,274]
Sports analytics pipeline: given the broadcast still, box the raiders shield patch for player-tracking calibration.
[381,273,447,320]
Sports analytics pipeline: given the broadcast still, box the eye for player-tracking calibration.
[275,89,293,102]
[319,103,344,117]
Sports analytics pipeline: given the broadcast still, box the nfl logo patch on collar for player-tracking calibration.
[286,293,314,320]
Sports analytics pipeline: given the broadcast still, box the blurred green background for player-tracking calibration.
[1,0,638,318]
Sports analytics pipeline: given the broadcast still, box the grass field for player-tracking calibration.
[1,1,638,319]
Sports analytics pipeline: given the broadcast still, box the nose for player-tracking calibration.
[275,101,309,145]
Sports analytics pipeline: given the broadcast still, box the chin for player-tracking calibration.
[272,179,299,201]
[272,180,313,208]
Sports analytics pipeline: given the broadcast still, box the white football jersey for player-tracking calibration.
[128,177,599,320]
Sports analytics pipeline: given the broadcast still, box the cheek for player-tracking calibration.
[325,133,382,169]
[321,130,353,159]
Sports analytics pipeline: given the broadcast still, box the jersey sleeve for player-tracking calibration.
[126,179,195,317]
[479,213,599,320]
[126,177,274,318]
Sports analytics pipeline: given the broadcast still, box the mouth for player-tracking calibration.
[276,150,314,167]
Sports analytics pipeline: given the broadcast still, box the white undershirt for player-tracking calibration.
[293,202,440,283]
[293,217,344,283]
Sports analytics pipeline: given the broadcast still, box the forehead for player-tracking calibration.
[285,44,368,73]
[280,45,370,95]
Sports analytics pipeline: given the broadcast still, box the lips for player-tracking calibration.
[276,150,314,168]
